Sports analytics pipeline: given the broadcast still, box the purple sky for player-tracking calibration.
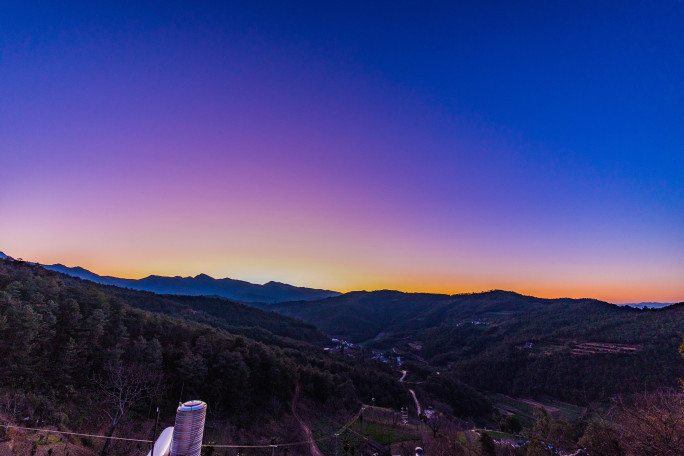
[1,2,683,303]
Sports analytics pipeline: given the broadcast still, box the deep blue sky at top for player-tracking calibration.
[5,1,683,159]
[5,1,683,190]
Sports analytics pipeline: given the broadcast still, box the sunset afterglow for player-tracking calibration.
[2,2,682,304]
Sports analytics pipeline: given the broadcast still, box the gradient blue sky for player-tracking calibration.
[1,1,683,302]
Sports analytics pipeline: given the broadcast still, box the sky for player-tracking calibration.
[1,1,683,303]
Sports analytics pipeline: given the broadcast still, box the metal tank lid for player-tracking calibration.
[178,400,207,411]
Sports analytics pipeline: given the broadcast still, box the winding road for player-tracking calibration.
[399,370,422,415]
[408,389,422,416]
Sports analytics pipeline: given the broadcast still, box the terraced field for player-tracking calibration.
[491,394,587,427]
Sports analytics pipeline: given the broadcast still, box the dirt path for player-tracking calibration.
[292,384,324,456]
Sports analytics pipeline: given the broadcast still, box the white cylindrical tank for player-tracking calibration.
[170,400,207,456]
[147,427,174,456]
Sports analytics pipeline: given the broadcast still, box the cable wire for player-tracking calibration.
[0,423,152,443]
[0,404,369,449]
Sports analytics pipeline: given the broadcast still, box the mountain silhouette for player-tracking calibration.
[42,263,340,303]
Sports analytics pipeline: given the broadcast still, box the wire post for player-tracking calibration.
[151,406,159,456]
[270,437,277,456]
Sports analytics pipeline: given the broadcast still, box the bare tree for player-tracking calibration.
[614,389,684,456]
[1,392,21,421]
[424,412,446,438]
[94,361,160,456]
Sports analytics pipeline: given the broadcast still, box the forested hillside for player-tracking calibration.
[0,259,408,454]
[425,299,684,402]
[269,290,684,403]
[104,286,331,346]
[1,259,682,455]
[265,290,601,344]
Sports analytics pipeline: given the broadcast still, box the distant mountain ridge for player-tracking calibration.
[618,301,675,309]
[259,288,684,403]
[40,262,340,303]
[262,289,620,343]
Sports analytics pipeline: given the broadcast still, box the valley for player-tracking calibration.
[0,257,682,455]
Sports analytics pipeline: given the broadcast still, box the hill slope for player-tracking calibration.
[0,258,409,455]
[266,289,684,403]
[265,289,594,343]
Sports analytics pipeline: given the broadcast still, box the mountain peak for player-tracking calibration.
[194,273,214,280]
[263,281,293,289]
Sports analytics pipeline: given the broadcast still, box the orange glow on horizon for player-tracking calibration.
[12,250,682,305]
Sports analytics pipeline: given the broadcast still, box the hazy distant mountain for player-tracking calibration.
[618,302,675,309]
[0,251,13,260]
[42,263,340,303]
